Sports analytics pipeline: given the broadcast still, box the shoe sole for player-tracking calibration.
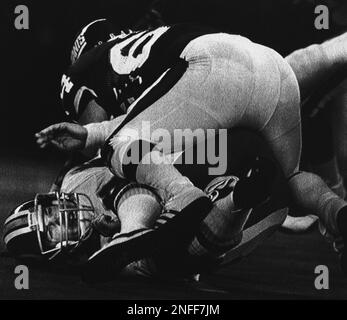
[82,229,157,283]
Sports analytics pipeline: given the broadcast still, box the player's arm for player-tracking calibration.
[48,71,113,191]
[49,99,110,191]
[36,115,126,154]
[76,98,111,157]
[78,99,109,125]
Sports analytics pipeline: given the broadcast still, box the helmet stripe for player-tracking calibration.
[74,41,87,62]
[4,226,32,245]
[4,209,30,225]
[80,18,106,36]
[72,18,107,62]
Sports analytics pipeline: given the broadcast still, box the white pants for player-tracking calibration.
[109,33,301,180]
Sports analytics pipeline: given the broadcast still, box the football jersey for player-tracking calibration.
[60,24,218,121]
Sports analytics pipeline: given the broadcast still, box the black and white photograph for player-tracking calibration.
[1,0,347,305]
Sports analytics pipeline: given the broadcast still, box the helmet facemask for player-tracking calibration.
[29,192,95,260]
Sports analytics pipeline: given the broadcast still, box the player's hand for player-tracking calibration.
[35,122,88,152]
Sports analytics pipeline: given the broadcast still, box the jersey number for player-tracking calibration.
[60,74,74,99]
[110,26,169,75]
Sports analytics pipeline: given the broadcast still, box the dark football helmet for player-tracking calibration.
[70,18,120,65]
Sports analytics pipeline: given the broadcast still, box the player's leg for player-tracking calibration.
[257,46,347,256]
[142,161,285,279]
[107,176,249,280]
[121,169,282,280]
[234,40,347,260]
[183,178,254,269]
[285,31,347,101]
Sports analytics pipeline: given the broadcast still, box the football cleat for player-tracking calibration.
[82,228,157,282]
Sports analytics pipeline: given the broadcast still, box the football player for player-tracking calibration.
[35,23,347,278]
[53,15,164,191]
[51,18,122,193]
[4,136,281,281]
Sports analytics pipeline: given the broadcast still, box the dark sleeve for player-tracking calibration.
[60,72,97,121]
[72,41,124,118]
